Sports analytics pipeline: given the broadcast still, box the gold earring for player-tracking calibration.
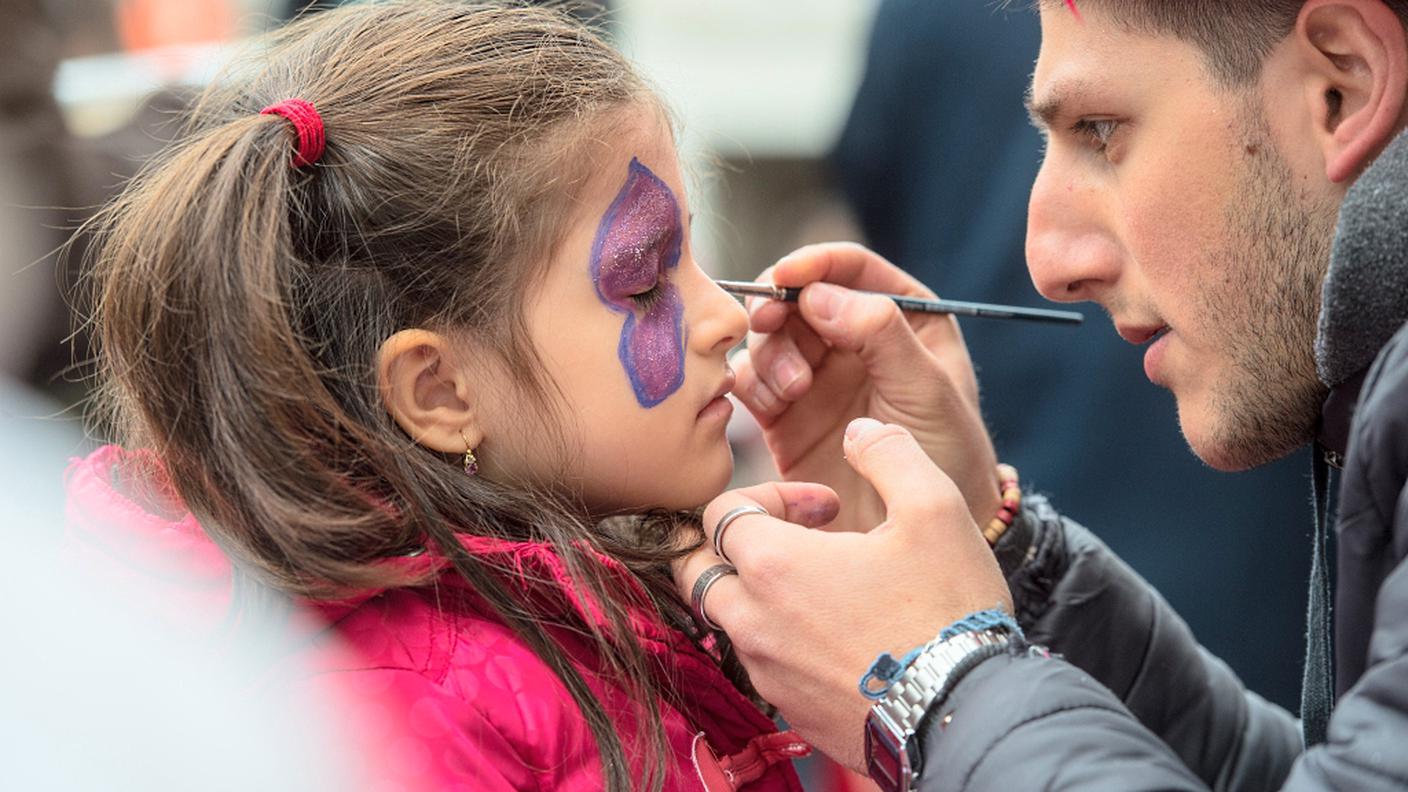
[459,430,479,477]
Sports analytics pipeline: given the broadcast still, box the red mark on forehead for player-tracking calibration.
[1064,0,1083,22]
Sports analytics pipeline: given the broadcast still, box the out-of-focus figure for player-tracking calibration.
[0,0,76,384]
[1,377,356,792]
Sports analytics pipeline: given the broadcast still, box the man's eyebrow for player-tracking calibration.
[1024,79,1086,132]
[1024,84,1056,131]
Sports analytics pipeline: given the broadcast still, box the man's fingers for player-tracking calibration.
[748,295,795,335]
[774,242,935,298]
[776,481,841,528]
[729,349,785,420]
[798,283,949,388]
[696,481,836,566]
[840,418,962,527]
[672,548,750,636]
[743,322,813,401]
[745,263,793,334]
[744,312,832,406]
[785,313,831,368]
[749,242,935,332]
[674,481,839,628]
[700,481,838,543]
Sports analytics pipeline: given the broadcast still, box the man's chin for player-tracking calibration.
[1179,408,1312,472]
[1185,436,1266,472]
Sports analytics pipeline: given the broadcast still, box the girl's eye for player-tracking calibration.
[1071,118,1120,156]
[629,282,664,310]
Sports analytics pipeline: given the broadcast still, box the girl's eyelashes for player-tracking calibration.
[1071,118,1121,156]
[629,281,665,310]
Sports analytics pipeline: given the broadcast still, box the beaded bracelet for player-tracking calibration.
[981,463,1021,546]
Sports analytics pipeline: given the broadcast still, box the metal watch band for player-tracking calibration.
[865,628,1012,792]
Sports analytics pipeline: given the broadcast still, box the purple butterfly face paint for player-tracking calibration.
[590,158,686,408]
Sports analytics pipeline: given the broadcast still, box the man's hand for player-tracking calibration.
[732,242,1000,532]
[676,419,1012,771]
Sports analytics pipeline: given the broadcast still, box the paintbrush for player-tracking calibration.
[714,279,1084,325]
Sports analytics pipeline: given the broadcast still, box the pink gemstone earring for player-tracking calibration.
[459,431,479,477]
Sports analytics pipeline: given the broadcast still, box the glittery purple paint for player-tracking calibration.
[589,158,685,408]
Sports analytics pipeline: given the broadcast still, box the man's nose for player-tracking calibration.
[1025,161,1122,303]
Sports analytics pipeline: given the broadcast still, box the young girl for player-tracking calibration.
[65,3,817,790]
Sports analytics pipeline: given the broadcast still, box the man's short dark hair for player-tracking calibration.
[1021,1,1408,84]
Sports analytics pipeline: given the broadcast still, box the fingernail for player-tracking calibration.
[804,282,843,322]
[773,355,805,394]
[845,417,884,441]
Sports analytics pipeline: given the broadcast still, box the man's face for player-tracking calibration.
[1025,5,1339,471]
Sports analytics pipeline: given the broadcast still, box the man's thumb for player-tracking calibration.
[842,418,960,527]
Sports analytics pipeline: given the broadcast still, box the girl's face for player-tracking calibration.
[481,113,748,514]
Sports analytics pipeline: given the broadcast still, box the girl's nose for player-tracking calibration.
[692,271,749,354]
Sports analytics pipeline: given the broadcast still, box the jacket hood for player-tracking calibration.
[1316,128,1408,389]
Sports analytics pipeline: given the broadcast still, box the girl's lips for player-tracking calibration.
[698,368,737,418]
[698,394,734,424]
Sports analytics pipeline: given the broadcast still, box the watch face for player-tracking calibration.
[865,717,902,791]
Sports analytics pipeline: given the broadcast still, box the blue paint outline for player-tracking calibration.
[588,158,686,408]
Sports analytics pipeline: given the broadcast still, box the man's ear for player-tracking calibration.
[377,329,484,454]
[1295,0,1408,182]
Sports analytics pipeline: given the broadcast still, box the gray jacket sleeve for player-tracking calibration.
[918,493,1408,790]
[999,496,1302,790]
[918,648,1206,791]
[1281,556,1408,790]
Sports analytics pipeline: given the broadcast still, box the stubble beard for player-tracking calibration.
[1194,116,1334,471]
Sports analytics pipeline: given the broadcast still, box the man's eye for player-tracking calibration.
[1071,118,1120,155]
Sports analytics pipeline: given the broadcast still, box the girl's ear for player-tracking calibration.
[377,329,485,454]
[1295,0,1408,182]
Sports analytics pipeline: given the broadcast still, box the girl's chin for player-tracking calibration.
[586,449,736,516]
[659,463,737,514]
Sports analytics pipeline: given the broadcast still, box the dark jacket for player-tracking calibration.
[914,139,1408,788]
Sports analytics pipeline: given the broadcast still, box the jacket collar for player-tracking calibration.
[1316,368,1366,468]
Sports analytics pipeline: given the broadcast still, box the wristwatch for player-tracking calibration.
[864,628,1011,792]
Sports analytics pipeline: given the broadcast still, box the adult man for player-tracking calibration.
[679,0,1408,789]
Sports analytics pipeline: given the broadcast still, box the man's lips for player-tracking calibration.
[1116,323,1171,345]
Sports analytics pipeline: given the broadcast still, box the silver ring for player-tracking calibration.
[713,505,769,564]
[690,563,738,632]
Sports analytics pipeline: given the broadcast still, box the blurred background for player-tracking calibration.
[2,1,1311,789]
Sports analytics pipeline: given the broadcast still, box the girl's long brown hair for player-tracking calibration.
[83,3,751,788]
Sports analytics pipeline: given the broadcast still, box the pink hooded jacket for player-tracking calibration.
[65,446,809,791]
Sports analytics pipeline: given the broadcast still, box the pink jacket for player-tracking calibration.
[65,446,809,791]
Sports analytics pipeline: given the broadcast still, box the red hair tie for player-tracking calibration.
[260,98,325,168]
